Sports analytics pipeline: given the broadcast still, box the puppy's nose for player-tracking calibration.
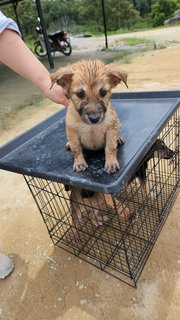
[88,114,100,124]
[164,150,175,159]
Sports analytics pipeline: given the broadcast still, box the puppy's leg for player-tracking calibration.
[67,128,88,172]
[105,194,131,221]
[70,188,83,246]
[104,129,120,173]
[117,202,131,221]
[140,179,157,199]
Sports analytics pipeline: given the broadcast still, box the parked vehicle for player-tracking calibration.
[34,26,72,57]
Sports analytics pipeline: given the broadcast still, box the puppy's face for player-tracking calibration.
[51,60,128,125]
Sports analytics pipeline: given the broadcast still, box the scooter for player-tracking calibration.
[34,25,72,57]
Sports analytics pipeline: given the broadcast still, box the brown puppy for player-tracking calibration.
[129,139,175,198]
[51,60,128,173]
[69,187,131,246]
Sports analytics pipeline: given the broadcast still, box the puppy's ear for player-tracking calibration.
[51,67,74,95]
[104,64,128,89]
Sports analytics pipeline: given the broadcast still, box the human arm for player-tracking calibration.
[0,28,69,106]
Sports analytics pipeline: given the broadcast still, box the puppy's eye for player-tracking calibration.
[76,90,85,99]
[99,88,107,98]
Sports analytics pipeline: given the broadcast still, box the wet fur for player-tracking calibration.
[51,60,128,173]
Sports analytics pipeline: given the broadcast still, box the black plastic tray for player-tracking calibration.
[0,91,179,193]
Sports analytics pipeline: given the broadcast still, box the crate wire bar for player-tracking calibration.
[24,106,179,287]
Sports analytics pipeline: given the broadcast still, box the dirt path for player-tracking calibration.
[0,39,180,319]
[71,25,180,50]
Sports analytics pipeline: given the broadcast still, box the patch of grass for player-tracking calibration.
[103,56,119,64]
[108,28,131,35]
[24,94,44,107]
[132,18,153,31]
[10,95,44,114]
[153,43,167,50]
[107,19,153,36]
[104,52,134,65]
[122,37,153,46]
[99,38,151,51]
[120,53,133,64]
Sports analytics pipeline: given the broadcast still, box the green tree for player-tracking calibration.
[1,0,37,38]
[1,0,143,37]
[42,0,79,31]
[77,0,139,32]
[1,0,80,37]
[151,0,178,26]
[77,0,103,33]
[132,0,156,16]
[106,0,139,30]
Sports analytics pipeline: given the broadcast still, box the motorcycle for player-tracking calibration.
[34,26,72,57]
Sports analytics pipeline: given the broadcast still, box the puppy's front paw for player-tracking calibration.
[117,136,125,146]
[73,159,88,172]
[65,141,71,150]
[104,159,120,174]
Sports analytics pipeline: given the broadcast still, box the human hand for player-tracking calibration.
[0,29,69,107]
[43,82,69,106]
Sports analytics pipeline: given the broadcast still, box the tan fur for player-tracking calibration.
[51,59,128,173]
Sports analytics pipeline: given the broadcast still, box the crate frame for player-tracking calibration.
[0,91,179,287]
[23,106,179,287]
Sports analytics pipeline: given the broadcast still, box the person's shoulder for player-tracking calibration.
[0,11,21,36]
[0,11,8,20]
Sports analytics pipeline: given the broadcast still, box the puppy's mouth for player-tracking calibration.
[163,151,175,159]
[154,149,175,159]
[84,112,105,125]
[78,101,107,125]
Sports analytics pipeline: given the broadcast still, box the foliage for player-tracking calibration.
[76,0,140,32]
[105,0,139,30]
[150,0,179,26]
[132,0,156,16]
[121,37,153,46]
[1,0,140,38]
[2,0,37,38]
[1,0,179,41]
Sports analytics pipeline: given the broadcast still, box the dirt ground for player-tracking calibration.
[0,27,180,320]
[71,25,180,50]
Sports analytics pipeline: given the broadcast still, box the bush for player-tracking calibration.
[151,0,178,26]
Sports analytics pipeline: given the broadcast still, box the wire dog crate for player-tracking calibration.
[0,91,179,287]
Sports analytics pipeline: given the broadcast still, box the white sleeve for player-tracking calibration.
[0,11,21,36]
